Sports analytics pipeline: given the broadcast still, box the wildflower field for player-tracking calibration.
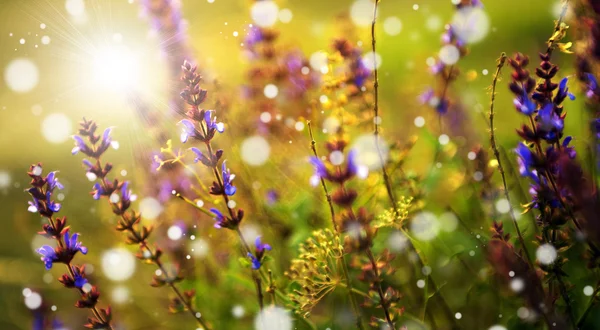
[3,0,600,329]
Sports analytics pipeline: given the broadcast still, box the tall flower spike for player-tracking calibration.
[71,119,212,329]
[27,166,114,329]
[177,60,265,310]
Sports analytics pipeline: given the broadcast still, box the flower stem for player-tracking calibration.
[306,121,365,330]
[577,285,600,328]
[95,162,211,329]
[488,52,534,268]
[371,0,399,206]
[366,248,394,329]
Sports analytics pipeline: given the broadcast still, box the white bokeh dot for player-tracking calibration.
[278,9,293,23]
[362,51,382,71]
[5,58,39,93]
[351,134,389,171]
[251,0,279,27]
[42,113,73,144]
[410,212,440,241]
[139,197,163,220]
[350,0,375,27]
[102,248,136,281]
[0,171,11,189]
[414,116,425,127]
[111,286,130,304]
[536,244,558,265]
[584,285,595,296]
[495,198,510,214]
[383,17,402,36]
[254,306,292,330]
[451,7,490,44]
[264,84,278,99]
[167,225,183,241]
[65,0,85,16]
[241,136,271,166]
[438,134,450,145]
[24,292,42,310]
[439,45,460,65]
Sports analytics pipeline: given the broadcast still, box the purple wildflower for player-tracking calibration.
[210,208,226,228]
[222,161,236,196]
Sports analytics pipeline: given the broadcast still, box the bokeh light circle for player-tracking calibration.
[41,113,73,144]
[102,248,136,281]
[4,58,39,93]
[254,306,293,330]
[451,7,490,44]
[241,136,271,166]
[251,1,279,27]
[351,134,389,171]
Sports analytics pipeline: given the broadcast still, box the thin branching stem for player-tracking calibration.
[366,248,394,329]
[371,1,455,326]
[488,52,534,268]
[197,120,265,310]
[371,0,397,207]
[577,285,600,328]
[95,160,212,330]
[306,121,365,330]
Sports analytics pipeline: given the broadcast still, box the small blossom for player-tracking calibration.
[64,231,88,256]
[179,119,197,143]
[514,92,536,116]
[247,252,262,270]
[557,77,576,102]
[190,147,203,163]
[515,142,539,183]
[210,208,226,228]
[309,156,328,181]
[92,183,104,200]
[37,245,58,270]
[204,110,224,133]
[222,161,236,196]
[121,181,131,203]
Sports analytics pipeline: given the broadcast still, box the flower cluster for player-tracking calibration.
[179,60,271,277]
[242,24,315,134]
[71,118,210,328]
[310,144,374,250]
[309,135,401,328]
[420,0,483,115]
[508,53,576,213]
[26,165,113,329]
[285,229,344,317]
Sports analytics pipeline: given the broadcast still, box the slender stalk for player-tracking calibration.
[488,52,534,268]
[307,121,336,231]
[366,248,394,329]
[195,117,265,311]
[306,121,365,329]
[95,162,212,330]
[371,0,397,207]
[577,285,600,328]
[370,1,455,325]
[47,217,113,330]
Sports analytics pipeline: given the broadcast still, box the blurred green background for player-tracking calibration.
[0,0,588,329]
